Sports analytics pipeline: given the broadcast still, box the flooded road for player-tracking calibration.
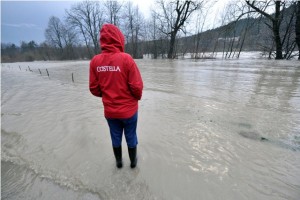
[2,55,300,199]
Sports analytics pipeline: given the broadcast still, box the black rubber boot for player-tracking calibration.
[113,146,123,168]
[128,147,137,168]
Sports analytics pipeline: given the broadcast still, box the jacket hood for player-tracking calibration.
[100,24,125,53]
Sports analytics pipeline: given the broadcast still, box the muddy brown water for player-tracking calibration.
[2,55,300,200]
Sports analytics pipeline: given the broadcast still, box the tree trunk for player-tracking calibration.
[273,20,283,59]
[273,1,283,59]
[194,32,200,58]
[159,0,200,59]
[237,18,251,59]
[153,40,158,59]
[245,1,283,59]
[168,31,177,59]
[296,1,300,60]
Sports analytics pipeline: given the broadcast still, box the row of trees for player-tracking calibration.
[1,0,300,62]
[245,0,299,59]
[189,0,300,60]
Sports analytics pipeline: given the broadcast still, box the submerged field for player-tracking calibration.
[1,54,300,200]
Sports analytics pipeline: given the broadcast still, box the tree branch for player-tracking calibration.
[245,0,274,22]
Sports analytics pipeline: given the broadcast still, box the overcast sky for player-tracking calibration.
[1,0,224,46]
[1,0,154,45]
[1,1,77,44]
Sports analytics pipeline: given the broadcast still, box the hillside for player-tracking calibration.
[141,3,298,59]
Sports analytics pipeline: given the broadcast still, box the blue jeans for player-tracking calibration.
[106,112,138,148]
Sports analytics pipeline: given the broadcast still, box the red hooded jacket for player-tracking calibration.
[89,24,143,119]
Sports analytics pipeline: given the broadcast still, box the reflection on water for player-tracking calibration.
[1,57,300,200]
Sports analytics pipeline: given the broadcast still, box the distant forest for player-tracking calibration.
[1,0,300,62]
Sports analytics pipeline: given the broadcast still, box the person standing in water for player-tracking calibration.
[89,24,143,168]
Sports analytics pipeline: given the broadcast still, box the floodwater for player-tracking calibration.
[1,53,300,200]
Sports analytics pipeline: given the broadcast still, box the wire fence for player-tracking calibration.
[2,62,89,85]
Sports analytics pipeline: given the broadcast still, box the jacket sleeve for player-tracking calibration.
[89,60,102,97]
[127,58,143,100]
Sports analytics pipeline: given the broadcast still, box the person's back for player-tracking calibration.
[89,24,143,168]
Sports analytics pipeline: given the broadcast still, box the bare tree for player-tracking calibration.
[45,16,78,59]
[216,1,260,59]
[66,1,104,58]
[155,0,202,58]
[281,3,297,59]
[245,1,299,60]
[61,25,78,59]
[45,16,64,53]
[123,1,144,58]
[145,12,158,58]
[147,8,169,59]
[193,4,209,59]
[245,0,285,59]
[104,0,122,26]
